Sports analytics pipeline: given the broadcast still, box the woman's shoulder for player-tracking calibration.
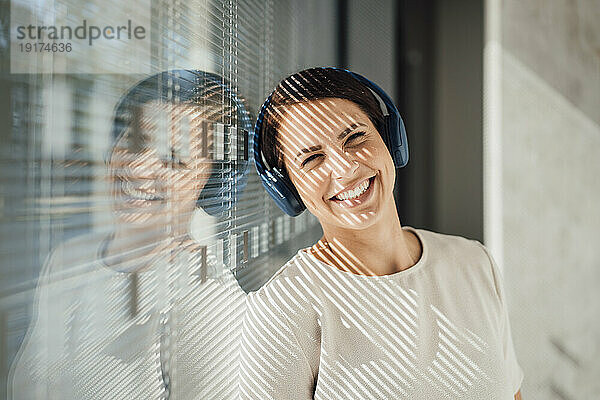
[246,250,322,307]
[415,227,503,300]
[249,252,298,289]
[37,232,108,284]
[413,227,490,264]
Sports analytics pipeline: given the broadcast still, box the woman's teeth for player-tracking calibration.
[121,180,162,201]
[335,178,371,201]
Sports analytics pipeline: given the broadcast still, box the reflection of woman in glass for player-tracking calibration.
[10,70,251,400]
[241,68,523,399]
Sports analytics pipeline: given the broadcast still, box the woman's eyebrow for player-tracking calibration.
[337,122,366,141]
[295,145,322,160]
[294,122,367,160]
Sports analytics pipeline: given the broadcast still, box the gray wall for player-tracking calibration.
[433,0,484,241]
[496,0,600,398]
[347,0,396,99]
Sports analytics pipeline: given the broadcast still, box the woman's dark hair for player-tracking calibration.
[260,67,385,175]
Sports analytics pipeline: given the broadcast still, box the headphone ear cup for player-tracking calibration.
[384,114,409,168]
[259,168,306,217]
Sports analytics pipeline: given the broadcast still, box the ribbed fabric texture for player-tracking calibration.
[240,227,524,399]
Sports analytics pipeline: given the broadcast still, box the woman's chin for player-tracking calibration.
[314,207,381,231]
[336,210,380,229]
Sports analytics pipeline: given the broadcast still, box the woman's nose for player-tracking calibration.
[330,150,359,179]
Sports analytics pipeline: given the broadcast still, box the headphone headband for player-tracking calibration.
[254,67,409,217]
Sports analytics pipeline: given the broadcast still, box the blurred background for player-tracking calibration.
[0,0,598,399]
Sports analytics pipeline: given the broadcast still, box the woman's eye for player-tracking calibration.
[345,131,366,145]
[301,154,323,167]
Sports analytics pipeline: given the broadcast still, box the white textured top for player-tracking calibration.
[10,232,245,400]
[240,227,523,399]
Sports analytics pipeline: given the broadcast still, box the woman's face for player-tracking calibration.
[109,100,212,229]
[278,98,396,230]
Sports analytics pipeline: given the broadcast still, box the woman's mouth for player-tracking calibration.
[119,179,164,202]
[329,176,375,207]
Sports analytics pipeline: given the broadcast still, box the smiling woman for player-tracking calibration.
[240,67,524,399]
[277,98,396,232]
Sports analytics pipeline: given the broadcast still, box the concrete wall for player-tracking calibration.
[434,0,484,241]
[347,0,396,99]
[493,1,600,398]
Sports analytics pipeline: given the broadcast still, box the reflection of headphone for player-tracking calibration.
[109,69,253,217]
[253,67,409,217]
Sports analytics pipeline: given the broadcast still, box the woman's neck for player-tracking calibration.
[315,202,421,276]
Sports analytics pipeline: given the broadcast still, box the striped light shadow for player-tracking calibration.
[241,247,497,398]
[277,97,363,145]
[269,100,386,228]
[306,98,364,135]
[180,284,241,341]
[463,326,490,352]
[284,276,420,398]
[240,284,322,398]
[270,99,328,140]
[24,229,251,398]
[271,107,325,160]
[318,272,419,344]
[275,126,323,189]
[291,274,324,315]
[353,361,402,398]
[293,100,340,132]
[431,306,491,383]
[277,100,356,147]
[242,295,298,368]
[43,270,166,398]
[297,262,419,366]
[273,100,361,169]
[339,353,395,399]
[263,258,420,396]
[173,273,246,399]
[286,97,359,138]
[286,75,362,131]
[323,238,377,276]
[325,243,422,322]
[239,335,281,397]
[319,356,376,399]
[308,239,363,276]
[83,329,162,398]
[273,157,370,224]
[355,147,374,162]
[365,359,412,397]
[297,258,420,335]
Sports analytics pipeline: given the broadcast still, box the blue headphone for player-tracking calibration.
[110,69,253,217]
[253,67,409,217]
